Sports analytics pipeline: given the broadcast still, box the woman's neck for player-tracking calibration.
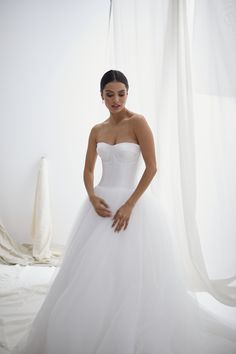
[109,108,129,125]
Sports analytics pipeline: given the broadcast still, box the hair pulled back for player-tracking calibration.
[100,70,129,92]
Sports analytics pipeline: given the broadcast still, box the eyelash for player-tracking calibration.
[106,94,125,97]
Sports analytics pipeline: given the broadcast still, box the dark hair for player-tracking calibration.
[100,70,129,92]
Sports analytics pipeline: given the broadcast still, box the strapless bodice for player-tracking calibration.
[96,142,141,189]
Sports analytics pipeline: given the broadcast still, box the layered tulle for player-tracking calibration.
[11,143,236,354]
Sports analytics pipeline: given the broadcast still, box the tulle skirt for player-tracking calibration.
[12,185,236,354]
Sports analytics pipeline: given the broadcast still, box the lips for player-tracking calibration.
[112,105,121,108]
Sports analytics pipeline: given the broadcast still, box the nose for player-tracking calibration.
[113,94,119,103]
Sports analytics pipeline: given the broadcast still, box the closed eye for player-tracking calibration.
[106,94,125,97]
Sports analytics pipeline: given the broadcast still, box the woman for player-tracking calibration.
[13,70,236,354]
[85,70,157,233]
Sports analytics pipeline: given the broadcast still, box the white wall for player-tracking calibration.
[0,0,111,245]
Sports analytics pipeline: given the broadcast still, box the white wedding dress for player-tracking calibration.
[12,142,236,354]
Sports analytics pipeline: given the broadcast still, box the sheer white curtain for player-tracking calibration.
[105,0,236,306]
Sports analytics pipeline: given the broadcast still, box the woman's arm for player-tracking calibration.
[126,115,157,207]
[83,126,98,200]
[111,115,157,232]
[83,125,112,217]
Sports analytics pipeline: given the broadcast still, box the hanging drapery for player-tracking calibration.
[32,157,53,261]
[107,0,236,306]
[173,0,236,305]
[0,156,62,267]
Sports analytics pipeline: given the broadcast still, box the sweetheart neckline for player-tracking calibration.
[96,141,140,147]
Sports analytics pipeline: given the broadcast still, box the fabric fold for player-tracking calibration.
[31,157,53,261]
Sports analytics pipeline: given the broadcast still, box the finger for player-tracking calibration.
[112,215,123,227]
[99,210,112,217]
[112,214,119,224]
[97,206,112,215]
[102,212,112,217]
[111,219,118,227]
[100,199,110,208]
[123,220,129,230]
[115,225,122,232]
[113,208,122,219]
[99,213,111,218]
[115,224,123,232]
[115,219,125,232]
[99,202,110,210]
[98,205,111,215]
[119,218,129,231]
[99,204,112,214]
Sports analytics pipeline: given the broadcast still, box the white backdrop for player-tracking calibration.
[0,0,113,245]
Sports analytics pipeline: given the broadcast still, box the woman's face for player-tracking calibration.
[101,81,128,113]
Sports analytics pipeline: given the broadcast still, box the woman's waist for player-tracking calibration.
[93,184,136,211]
[97,174,137,189]
[95,183,136,192]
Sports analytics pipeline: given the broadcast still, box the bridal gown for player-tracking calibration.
[12,142,236,354]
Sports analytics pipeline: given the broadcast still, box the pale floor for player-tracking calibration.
[0,264,235,354]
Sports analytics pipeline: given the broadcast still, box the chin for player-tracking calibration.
[110,106,124,113]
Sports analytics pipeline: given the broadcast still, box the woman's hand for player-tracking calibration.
[112,202,133,232]
[90,195,112,217]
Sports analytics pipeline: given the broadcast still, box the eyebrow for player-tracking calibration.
[105,89,126,93]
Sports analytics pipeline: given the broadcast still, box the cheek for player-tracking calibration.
[104,99,112,109]
[104,98,111,105]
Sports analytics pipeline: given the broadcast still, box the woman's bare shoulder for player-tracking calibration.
[91,117,110,129]
[130,114,153,142]
[90,121,105,133]
[130,113,147,125]
[89,121,109,142]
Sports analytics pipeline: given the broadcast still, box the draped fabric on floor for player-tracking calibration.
[104,0,236,306]
[0,158,62,267]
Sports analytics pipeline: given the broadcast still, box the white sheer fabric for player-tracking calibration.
[32,157,53,261]
[106,0,236,306]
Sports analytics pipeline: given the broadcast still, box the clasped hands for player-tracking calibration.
[90,195,133,232]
